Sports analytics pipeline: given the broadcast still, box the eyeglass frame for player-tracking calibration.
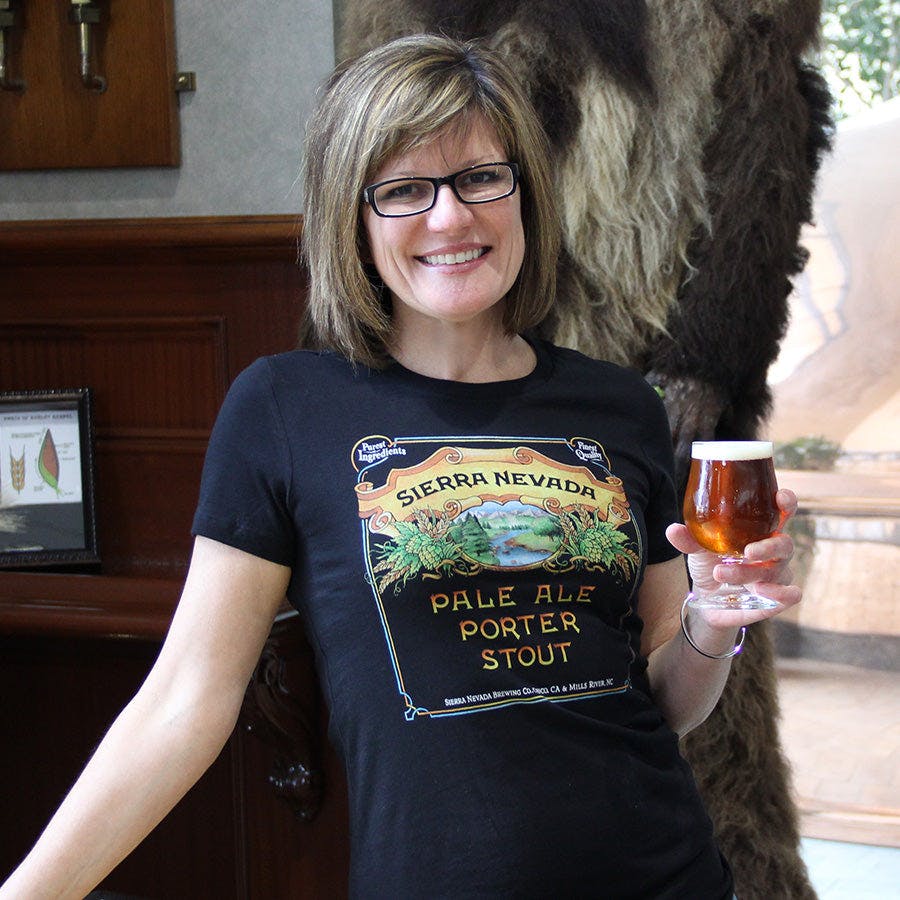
[361,162,520,218]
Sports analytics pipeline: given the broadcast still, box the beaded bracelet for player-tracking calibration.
[680,596,746,660]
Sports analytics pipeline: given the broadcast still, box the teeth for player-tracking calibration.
[422,248,485,266]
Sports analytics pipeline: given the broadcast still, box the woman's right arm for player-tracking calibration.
[0,536,290,900]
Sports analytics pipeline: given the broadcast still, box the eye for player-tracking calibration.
[375,179,431,206]
[455,165,513,202]
[458,167,503,189]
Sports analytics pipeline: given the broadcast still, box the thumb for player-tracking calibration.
[666,522,703,556]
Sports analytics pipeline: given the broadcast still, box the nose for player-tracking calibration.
[425,183,474,230]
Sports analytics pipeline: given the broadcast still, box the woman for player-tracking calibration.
[2,35,800,899]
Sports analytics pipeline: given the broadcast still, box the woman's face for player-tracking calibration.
[362,116,525,339]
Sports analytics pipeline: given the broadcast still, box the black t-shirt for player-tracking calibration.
[192,339,734,899]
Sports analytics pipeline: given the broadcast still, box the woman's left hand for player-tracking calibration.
[665,488,803,623]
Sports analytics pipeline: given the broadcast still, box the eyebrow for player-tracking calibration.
[376,155,501,181]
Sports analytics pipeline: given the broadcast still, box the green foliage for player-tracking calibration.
[558,507,639,578]
[373,515,461,591]
[820,0,899,118]
[531,515,563,538]
[452,513,493,556]
[774,436,842,470]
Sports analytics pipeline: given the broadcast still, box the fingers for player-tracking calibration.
[777,487,798,511]
[669,489,798,561]
[742,531,794,565]
[690,580,802,628]
[715,535,794,588]
[745,581,803,615]
[667,523,795,576]
[667,524,794,578]
[776,487,799,526]
[665,522,702,555]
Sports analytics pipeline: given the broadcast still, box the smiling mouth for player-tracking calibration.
[419,247,488,266]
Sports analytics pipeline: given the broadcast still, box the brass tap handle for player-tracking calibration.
[0,1,25,93]
[68,0,106,92]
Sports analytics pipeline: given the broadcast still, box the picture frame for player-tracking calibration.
[0,388,99,569]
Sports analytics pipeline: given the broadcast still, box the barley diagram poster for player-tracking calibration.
[0,404,88,556]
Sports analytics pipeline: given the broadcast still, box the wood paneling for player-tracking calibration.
[0,317,227,432]
[0,215,306,579]
[0,216,350,898]
[0,216,302,258]
[0,572,179,639]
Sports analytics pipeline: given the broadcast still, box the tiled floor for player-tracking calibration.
[776,658,900,847]
[778,656,900,897]
[801,838,900,899]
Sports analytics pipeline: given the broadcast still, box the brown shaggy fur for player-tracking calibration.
[336,4,833,896]
[646,3,833,484]
[338,0,724,367]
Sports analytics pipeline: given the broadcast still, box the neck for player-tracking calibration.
[390,320,536,383]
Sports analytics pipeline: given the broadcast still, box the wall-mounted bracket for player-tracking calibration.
[0,0,25,92]
[174,70,195,93]
[69,0,106,92]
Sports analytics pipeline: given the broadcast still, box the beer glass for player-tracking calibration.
[683,440,781,610]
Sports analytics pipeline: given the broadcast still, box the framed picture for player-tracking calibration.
[0,388,99,569]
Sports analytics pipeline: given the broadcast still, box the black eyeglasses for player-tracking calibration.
[362,162,520,218]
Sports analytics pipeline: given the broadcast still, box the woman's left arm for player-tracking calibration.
[641,489,802,736]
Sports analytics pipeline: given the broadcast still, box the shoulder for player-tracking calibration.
[213,351,357,434]
[232,349,360,396]
[538,339,672,445]
[256,348,356,379]
[541,340,662,402]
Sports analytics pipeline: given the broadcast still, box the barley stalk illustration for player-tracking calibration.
[10,449,26,493]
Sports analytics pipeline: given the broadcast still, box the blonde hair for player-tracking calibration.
[301,34,560,367]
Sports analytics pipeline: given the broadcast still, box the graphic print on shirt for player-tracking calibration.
[353,435,644,721]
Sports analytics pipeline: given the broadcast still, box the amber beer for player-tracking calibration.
[683,441,780,558]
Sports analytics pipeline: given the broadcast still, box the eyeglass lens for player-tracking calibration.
[371,163,515,216]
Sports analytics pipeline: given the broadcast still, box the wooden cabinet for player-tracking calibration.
[1,630,350,899]
[0,1,181,169]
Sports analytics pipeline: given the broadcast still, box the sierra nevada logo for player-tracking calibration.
[356,444,638,592]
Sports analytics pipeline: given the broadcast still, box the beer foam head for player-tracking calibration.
[691,440,774,460]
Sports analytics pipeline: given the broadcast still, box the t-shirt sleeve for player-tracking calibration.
[191,357,296,567]
[640,385,682,565]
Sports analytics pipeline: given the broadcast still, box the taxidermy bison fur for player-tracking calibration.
[337,2,833,898]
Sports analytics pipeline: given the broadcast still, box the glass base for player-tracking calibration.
[687,589,779,611]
